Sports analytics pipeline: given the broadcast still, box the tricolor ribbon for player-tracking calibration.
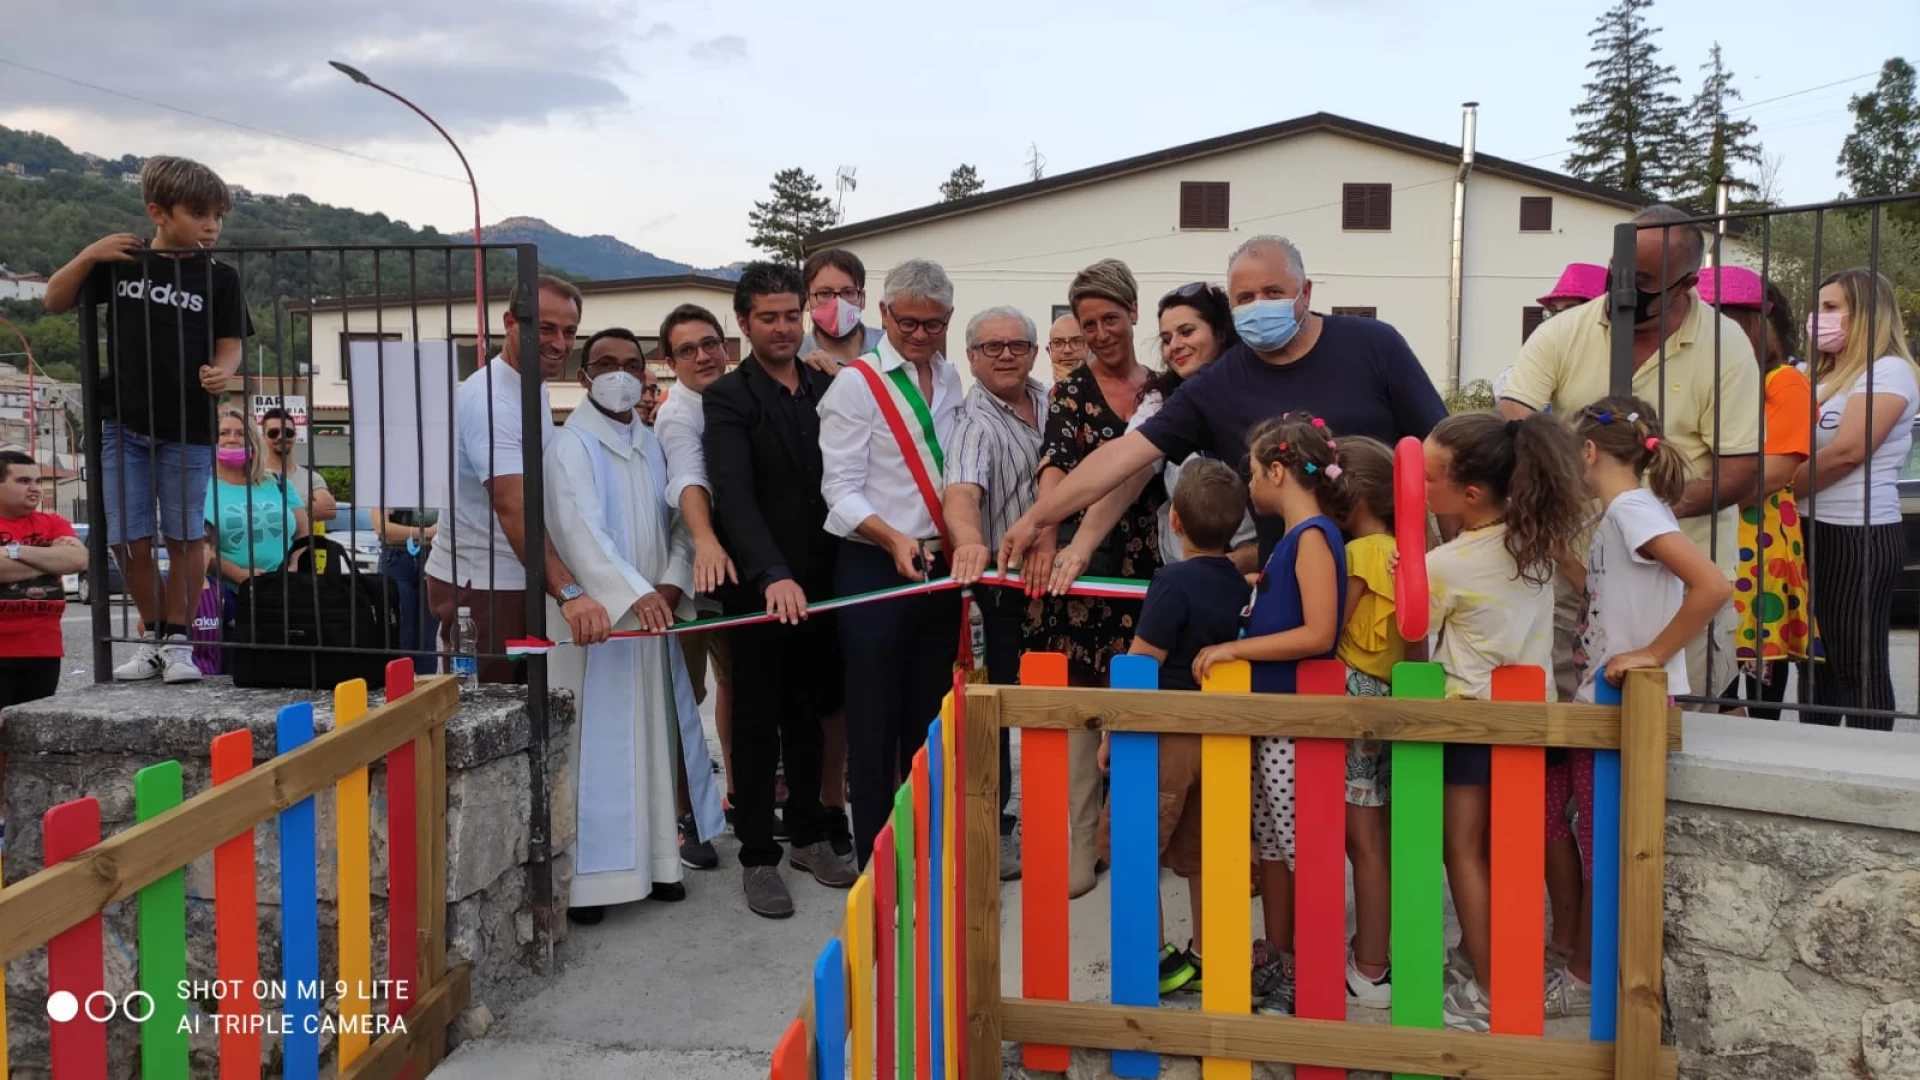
[504,570,1150,657]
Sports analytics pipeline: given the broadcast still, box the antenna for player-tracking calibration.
[1025,143,1046,181]
[835,165,858,224]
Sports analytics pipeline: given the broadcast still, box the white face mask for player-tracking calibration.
[589,371,644,414]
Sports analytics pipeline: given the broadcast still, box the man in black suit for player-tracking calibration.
[704,262,856,918]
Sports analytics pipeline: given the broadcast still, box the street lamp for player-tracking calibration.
[330,60,489,354]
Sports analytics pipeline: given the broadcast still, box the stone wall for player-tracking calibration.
[1,679,574,1079]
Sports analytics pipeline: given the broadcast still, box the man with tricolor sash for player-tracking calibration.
[816,258,966,868]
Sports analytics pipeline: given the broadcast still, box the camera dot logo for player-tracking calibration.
[46,990,79,1022]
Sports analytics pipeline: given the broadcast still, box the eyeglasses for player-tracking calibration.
[672,336,729,363]
[893,315,949,337]
[585,356,647,376]
[810,287,862,306]
[1167,281,1210,300]
[265,428,290,440]
[1048,336,1087,353]
[640,385,662,398]
[970,339,1035,360]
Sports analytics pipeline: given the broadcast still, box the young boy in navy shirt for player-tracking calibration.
[1098,458,1251,995]
[44,155,251,684]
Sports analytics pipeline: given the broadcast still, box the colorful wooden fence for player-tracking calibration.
[772,653,1680,1080]
[0,665,466,1079]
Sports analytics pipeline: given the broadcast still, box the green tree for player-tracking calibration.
[23,314,81,374]
[1838,57,1918,221]
[1674,43,1765,211]
[747,167,836,267]
[1566,0,1686,198]
[940,164,985,202]
[1754,209,1920,347]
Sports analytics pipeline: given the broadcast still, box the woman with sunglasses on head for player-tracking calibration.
[1026,257,1165,898]
[1050,282,1256,586]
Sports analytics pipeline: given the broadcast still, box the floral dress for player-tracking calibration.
[1032,364,1165,683]
[1733,365,1819,664]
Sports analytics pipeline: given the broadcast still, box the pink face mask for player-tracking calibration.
[810,297,863,339]
[216,447,249,469]
[1807,311,1848,354]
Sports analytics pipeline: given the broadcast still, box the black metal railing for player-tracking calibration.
[1604,191,1920,729]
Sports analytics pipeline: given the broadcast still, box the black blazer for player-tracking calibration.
[702,353,841,615]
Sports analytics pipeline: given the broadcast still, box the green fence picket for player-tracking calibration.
[134,761,189,1079]
[893,783,916,1080]
[1389,662,1446,1080]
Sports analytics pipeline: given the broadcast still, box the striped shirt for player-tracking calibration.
[946,379,1048,551]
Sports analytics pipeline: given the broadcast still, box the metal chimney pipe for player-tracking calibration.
[1447,102,1478,393]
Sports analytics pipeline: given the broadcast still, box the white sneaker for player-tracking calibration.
[160,635,202,684]
[113,640,165,681]
[1544,965,1592,1017]
[1442,977,1490,1033]
[1345,958,1392,1009]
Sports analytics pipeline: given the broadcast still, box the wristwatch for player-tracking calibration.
[4,543,18,561]
[558,583,586,603]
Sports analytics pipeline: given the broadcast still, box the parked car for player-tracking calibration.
[321,503,384,576]
[66,523,170,605]
[1896,418,1920,623]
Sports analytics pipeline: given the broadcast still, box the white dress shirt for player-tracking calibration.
[817,334,964,543]
[652,384,708,507]
[426,356,553,591]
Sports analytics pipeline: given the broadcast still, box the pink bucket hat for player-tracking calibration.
[1538,263,1608,306]
[1697,265,1765,308]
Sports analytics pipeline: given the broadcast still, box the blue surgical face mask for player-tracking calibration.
[1233,297,1303,353]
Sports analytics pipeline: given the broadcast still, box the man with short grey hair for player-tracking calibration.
[817,257,966,865]
[1001,235,1446,571]
[945,305,1047,880]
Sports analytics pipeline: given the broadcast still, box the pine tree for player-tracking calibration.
[1838,57,1919,212]
[747,167,837,267]
[1565,0,1686,198]
[940,164,985,202]
[1674,42,1765,211]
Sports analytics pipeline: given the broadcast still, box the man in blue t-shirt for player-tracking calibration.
[999,235,1447,570]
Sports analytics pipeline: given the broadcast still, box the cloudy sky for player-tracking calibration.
[1,0,1909,268]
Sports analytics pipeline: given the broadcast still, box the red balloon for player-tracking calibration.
[1394,436,1429,642]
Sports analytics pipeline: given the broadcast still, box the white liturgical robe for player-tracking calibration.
[544,402,724,907]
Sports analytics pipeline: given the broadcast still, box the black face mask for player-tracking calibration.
[1608,269,1694,325]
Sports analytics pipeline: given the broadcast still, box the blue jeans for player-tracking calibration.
[100,422,212,545]
[381,546,439,676]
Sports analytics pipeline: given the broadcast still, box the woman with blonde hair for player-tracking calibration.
[1793,268,1919,730]
[1028,257,1164,897]
[205,407,308,592]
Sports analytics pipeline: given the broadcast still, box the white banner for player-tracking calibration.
[347,340,456,512]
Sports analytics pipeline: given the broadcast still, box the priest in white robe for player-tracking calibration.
[546,328,725,921]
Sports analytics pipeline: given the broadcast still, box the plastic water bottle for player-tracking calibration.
[453,606,479,689]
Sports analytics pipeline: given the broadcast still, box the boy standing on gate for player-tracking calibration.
[44,156,252,683]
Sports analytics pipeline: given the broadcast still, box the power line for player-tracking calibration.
[0,55,473,187]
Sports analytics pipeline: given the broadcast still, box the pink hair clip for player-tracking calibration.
[1311,417,1327,429]
[1325,463,1343,479]
[1645,436,1660,450]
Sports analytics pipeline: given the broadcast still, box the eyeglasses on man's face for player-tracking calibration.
[640,384,662,398]
[265,428,291,441]
[672,336,729,363]
[893,315,949,337]
[810,287,862,306]
[1049,336,1086,353]
[585,355,647,376]
[971,339,1035,360]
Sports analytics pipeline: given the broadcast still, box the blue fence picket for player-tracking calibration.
[1107,653,1160,1079]
[277,703,320,1080]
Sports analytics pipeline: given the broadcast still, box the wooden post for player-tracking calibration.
[1615,668,1669,1078]
[962,686,1003,1080]
[416,714,451,1070]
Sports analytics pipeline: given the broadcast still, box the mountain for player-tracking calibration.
[459,216,737,281]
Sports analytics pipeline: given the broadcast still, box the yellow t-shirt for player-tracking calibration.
[1428,523,1557,701]
[1501,292,1761,581]
[1339,533,1404,682]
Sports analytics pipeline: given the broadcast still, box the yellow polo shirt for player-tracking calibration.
[1502,292,1761,579]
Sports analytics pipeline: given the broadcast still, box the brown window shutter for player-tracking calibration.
[1180,181,1229,229]
[1344,183,1391,230]
[1520,196,1553,232]
[1522,305,1546,341]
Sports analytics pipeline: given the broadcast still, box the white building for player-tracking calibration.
[808,111,1653,391]
[303,273,741,425]
[0,266,49,301]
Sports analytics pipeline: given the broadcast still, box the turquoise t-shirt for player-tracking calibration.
[204,477,304,573]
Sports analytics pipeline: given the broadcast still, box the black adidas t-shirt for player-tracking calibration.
[1133,555,1250,692]
[87,252,252,445]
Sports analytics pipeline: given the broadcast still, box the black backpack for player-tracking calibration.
[227,535,406,690]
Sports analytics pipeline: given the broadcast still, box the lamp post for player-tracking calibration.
[330,60,489,354]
